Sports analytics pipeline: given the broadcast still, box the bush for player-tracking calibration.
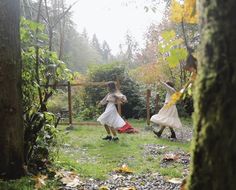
[47,90,68,114]
[177,96,194,117]
[73,62,146,119]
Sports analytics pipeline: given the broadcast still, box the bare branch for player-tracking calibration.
[51,0,79,28]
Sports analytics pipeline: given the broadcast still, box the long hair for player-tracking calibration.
[107,81,117,93]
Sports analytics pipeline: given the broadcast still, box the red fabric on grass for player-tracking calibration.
[118,122,139,133]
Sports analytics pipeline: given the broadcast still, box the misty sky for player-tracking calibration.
[66,0,165,54]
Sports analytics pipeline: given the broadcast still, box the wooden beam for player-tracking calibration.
[68,81,72,125]
[40,81,116,87]
[59,122,101,126]
[155,93,159,113]
[146,89,151,126]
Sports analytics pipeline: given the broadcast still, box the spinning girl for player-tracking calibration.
[151,81,182,139]
[97,81,127,141]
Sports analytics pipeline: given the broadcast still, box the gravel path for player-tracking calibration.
[80,173,181,190]
[60,172,182,190]
[59,143,190,190]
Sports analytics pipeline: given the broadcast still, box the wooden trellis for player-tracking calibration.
[48,80,122,126]
[44,81,159,127]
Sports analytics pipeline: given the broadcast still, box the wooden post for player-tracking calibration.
[146,89,151,126]
[68,81,72,126]
[116,78,122,115]
[155,93,159,113]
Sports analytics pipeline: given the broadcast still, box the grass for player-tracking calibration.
[55,118,192,179]
[0,119,192,189]
[0,177,59,190]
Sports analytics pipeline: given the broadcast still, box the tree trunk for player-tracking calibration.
[188,0,236,189]
[0,0,25,179]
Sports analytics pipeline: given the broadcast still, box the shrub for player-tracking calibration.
[73,62,146,119]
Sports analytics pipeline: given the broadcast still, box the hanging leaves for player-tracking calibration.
[170,0,198,24]
[158,30,188,68]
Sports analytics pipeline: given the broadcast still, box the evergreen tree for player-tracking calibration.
[101,40,111,63]
[92,34,102,55]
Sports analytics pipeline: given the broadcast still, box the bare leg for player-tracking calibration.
[104,125,111,135]
[110,127,117,137]
[153,126,165,137]
[110,127,119,141]
[102,125,112,140]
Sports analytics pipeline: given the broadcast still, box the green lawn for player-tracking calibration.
[0,119,192,190]
[55,119,192,179]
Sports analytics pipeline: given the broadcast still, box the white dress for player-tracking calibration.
[97,92,126,129]
[150,82,182,128]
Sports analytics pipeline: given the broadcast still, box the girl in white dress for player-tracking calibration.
[150,81,182,139]
[97,82,127,141]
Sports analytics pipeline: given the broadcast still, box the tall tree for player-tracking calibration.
[92,34,102,54]
[188,0,236,189]
[101,40,111,63]
[0,0,25,179]
[124,33,138,66]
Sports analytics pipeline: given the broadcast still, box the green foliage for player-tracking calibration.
[56,121,191,179]
[21,17,72,171]
[47,90,68,114]
[158,30,188,68]
[0,176,59,190]
[73,62,146,119]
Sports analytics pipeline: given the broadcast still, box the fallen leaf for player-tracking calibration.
[99,185,109,190]
[34,174,47,190]
[61,175,81,188]
[163,153,179,161]
[114,164,134,174]
[55,170,81,188]
[180,178,187,190]
[120,187,136,190]
[168,178,183,184]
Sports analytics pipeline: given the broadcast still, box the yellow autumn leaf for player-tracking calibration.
[99,185,109,190]
[170,0,184,23]
[114,164,134,174]
[171,0,198,24]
